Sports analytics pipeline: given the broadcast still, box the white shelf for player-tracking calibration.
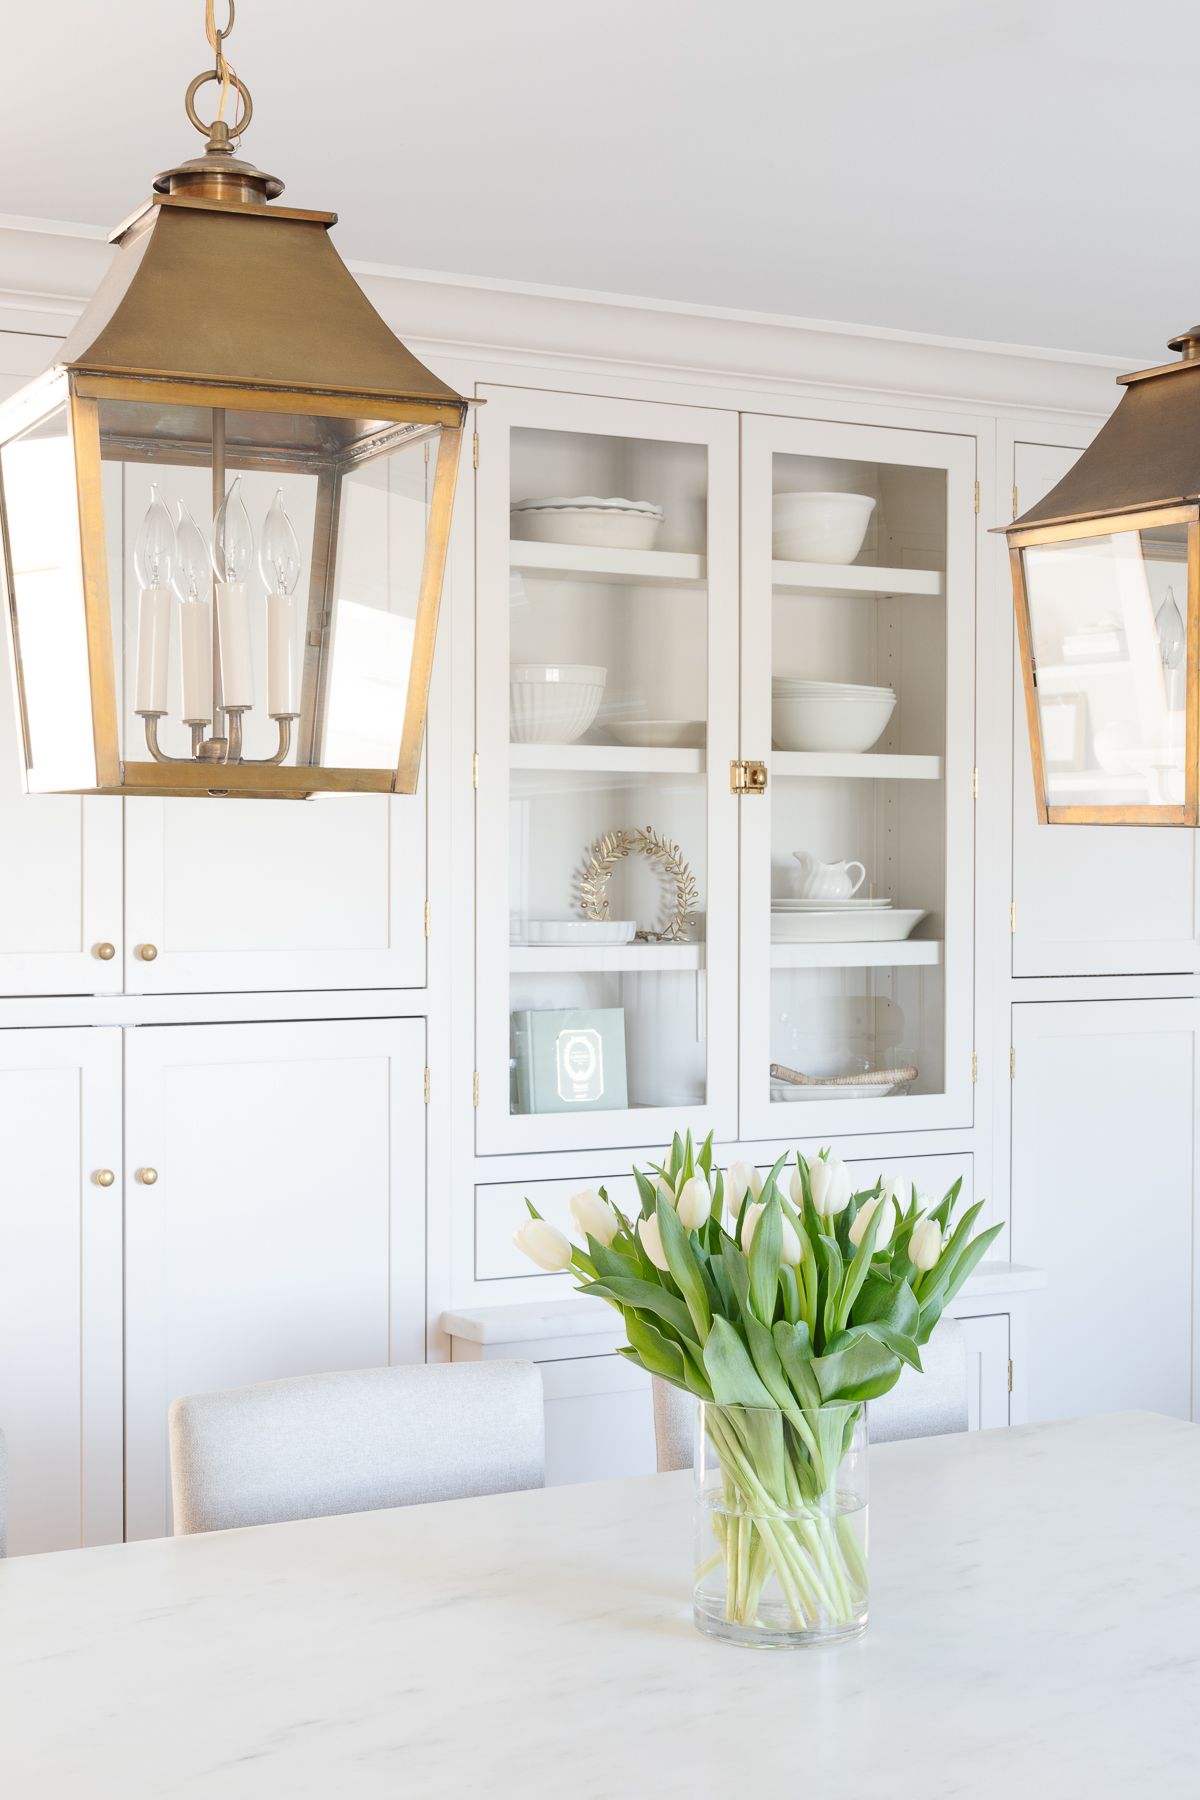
[510,943,705,974]
[772,559,943,598]
[771,940,942,970]
[772,751,942,780]
[510,743,705,776]
[511,541,706,588]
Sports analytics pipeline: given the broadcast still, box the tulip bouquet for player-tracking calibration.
[515,1134,1001,1644]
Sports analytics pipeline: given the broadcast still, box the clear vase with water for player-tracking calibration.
[693,1399,868,1647]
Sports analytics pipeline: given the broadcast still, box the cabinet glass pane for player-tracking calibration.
[508,426,709,1116]
[765,452,947,1110]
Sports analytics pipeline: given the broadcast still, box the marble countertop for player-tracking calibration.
[1,1412,1193,1798]
[445,1259,1047,1343]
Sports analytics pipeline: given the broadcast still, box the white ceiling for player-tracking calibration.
[0,0,1191,360]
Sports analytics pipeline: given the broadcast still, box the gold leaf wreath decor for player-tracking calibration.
[578,826,699,943]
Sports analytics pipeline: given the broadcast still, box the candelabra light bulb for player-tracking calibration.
[211,476,254,584]
[133,484,175,590]
[172,502,210,603]
[259,488,302,595]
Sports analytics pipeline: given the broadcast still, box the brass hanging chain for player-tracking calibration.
[186,0,253,147]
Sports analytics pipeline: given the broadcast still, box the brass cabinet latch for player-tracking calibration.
[730,759,768,795]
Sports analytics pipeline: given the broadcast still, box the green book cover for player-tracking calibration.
[512,1007,629,1114]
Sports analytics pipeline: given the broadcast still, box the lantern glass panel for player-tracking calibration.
[0,403,97,791]
[96,395,443,780]
[1022,522,1191,810]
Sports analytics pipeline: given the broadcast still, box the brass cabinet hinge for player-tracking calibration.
[1012,484,1019,522]
[423,899,431,938]
[972,766,979,801]
[973,479,980,515]
[730,758,768,795]
[472,431,480,470]
[472,751,479,789]
[472,1070,480,1107]
[423,1066,431,1105]
[1009,900,1017,935]
[1009,1046,1016,1080]
[971,1050,978,1084]
[1007,1358,1014,1394]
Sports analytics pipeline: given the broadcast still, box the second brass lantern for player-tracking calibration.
[0,10,471,798]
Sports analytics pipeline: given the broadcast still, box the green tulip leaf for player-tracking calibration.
[656,1195,712,1342]
[813,1333,903,1403]
[579,1276,696,1345]
[702,1315,776,1408]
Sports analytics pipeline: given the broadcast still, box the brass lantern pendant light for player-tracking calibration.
[0,2,472,798]
[1005,325,1200,826]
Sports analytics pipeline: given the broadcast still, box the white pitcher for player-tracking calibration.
[792,851,866,900]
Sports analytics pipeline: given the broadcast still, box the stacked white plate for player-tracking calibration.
[511,496,664,551]
[512,920,637,947]
[771,903,926,944]
[772,677,896,753]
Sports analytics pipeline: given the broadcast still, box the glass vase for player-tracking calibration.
[693,1400,868,1647]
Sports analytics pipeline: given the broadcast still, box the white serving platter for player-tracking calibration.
[769,908,926,943]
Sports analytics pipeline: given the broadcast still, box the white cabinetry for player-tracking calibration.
[1011,441,1197,977]
[0,1027,122,1554]
[123,1017,426,1539]
[1011,999,1194,1421]
[123,790,427,994]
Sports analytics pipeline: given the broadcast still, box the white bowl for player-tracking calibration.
[772,691,896,753]
[512,508,663,550]
[608,719,705,749]
[772,492,876,564]
[510,664,607,744]
[512,496,662,515]
[515,920,637,946]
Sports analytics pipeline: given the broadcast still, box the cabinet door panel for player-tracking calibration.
[124,1017,426,1539]
[0,1027,122,1553]
[0,346,123,995]
[1011,999,1193,1420]
[1011,441,1197,975]
[957,1313,1010,1429]
[123,789,425,993]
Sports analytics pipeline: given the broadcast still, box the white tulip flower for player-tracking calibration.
[725,1161,762,1218]
[512,1218,574,1273]
[676,1173,711,1232]
[809,1154,852,1217]
[881,1172,916,1214]
[656,1173,678,1208]
[788,1164,805,1208]
[848,1191,895,1251]
[568,1188,620,1247]
[741,1201,804,1267]
[909,1217,943,1272]
[638,1212,672,1273]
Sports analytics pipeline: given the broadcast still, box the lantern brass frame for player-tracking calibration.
[1008,504,1200,827]
[0,177,472,800]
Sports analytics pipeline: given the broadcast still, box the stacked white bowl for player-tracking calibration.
[511,496,664,551]
[772,676,896,753]
[510,664,607,744]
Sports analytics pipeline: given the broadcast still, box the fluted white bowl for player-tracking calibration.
[772,690,896,753]
[512,507,663,550]
[772,492,876,564]
[510,664,606,743]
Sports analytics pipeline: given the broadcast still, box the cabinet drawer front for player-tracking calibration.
[475,1152,973,1285]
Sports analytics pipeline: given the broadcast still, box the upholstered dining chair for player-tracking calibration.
[169,1360,545,1536]
[651,1317,969,1472]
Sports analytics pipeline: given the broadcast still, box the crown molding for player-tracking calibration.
[0,213,1121,421]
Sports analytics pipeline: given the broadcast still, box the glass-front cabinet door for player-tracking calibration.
[475,386,739,1154]
[738,414,976,1139]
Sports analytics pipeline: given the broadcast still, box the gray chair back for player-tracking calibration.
[169,1360,545,1536]
[651,1317,969,1471]
[868,1317,969,1444]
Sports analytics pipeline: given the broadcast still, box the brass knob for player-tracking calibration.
[137,1167,158,1186]
[139,944,159,962]
[94,1169,115,1187]
[95,942,116,961]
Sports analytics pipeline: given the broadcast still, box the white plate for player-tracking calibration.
[511,496,663,515]
[770,909,926,943]
[770,1081,907,1102]
[513,920,637,946]
[608,719,705,749]
[772,898,892,910]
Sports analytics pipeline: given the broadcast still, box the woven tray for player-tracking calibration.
[769,1062,918,1089]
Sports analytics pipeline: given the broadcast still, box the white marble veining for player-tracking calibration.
[1,1412,1195,1798]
